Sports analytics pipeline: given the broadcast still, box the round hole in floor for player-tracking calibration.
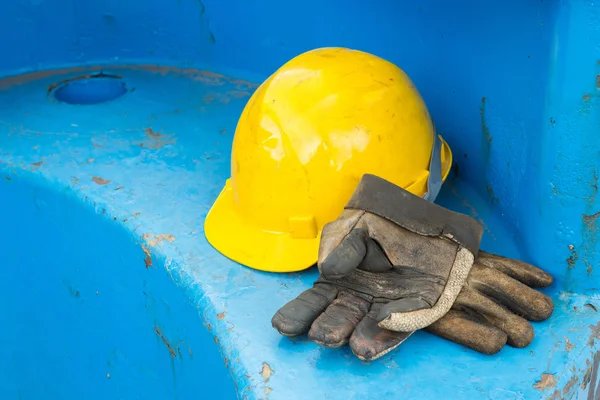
[53,73,127,105]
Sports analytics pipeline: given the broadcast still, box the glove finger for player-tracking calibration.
[469,263,554,321]
[477,251,553,288]
[424,309,508,355]
[356,237,394,273]
[308,291,371,348]
[349,302,413,361]
[271,283,338,336]
[455,287,534,348]
[320,229,369,280]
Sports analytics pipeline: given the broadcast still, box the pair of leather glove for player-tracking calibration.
[271,174,554,361]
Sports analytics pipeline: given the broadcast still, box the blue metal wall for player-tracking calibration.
[1,0,599,399]
[0,175,238,399]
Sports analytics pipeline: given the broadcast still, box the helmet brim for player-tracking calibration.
[205,179,320,273]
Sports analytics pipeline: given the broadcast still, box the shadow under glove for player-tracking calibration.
[271,174,554,360]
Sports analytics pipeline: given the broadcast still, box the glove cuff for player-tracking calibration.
[346,174,484,255]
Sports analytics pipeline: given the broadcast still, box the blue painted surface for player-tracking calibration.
[0,0,599,399]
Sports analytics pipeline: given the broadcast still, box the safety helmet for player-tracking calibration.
[205,47,453,273]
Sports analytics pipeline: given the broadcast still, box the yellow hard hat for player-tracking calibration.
[205,47,453,273]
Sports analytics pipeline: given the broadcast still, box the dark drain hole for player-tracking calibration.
[52,72,127,105]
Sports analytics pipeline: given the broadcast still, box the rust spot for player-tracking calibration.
[154,326,177,357]
[582,212,600,274]
[586,303,598,312]
[114,186,123,191]
[550,117,556,125]
[92,176,110,185]
[5,176,11,181]
[207,323,212,331]
[144,127,160,137]
[261,362,274,382]
[597,74,600,88]
[480,97,492,163]
[217,312,226,320]
[142,245,152,268]
[582,365,593,389]
[140,127,177,149]
[214,336,219,345]
[563,375,578,395]
[565,337,575,351]
[486,184,500,205]
[583,94,592,101]
[534,373,557,390]
[224,358,229,368]
[144,233,176,247]
[31,161,43,167]
[590,321,600,347]
[589,169,599,205]
[567,244,578,269]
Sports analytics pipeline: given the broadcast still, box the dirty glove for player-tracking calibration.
[272,249,554,360]
[272,174,484,354]
[271,174,554,360]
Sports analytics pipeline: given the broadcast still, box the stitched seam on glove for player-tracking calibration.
[377,246,475,332]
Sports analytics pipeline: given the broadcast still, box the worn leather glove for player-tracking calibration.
[271,174,554,360]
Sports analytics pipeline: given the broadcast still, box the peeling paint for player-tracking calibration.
[142,245,152,268]
[565,337,575,351]
[562,375,578,395]
[217,312,226,320]
[92,176,110,185]
[588,322,600,347]
[534,373,557,390]
[261,362,273,383]
[582,212,600,274]
[144,233,176,247]
[139,127,177,149]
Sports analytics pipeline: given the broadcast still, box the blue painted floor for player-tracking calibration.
[0,65,597,399]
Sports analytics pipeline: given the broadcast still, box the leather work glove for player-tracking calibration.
[271,174,554,360]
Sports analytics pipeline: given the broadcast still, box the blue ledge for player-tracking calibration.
[0,66,599,400]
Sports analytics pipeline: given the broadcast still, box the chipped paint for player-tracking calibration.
[534,373,557,390]
[142,245,152,268]
[155,326,177,358]
[567,244,578,269]
[589,322,600,347]
[92,176,110,185]
[581,212,600,274]
[562,375,578,396]
[144,233,176,247]
[565,337,575,352]
[139,127,177,149]
[261,362,273,383]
